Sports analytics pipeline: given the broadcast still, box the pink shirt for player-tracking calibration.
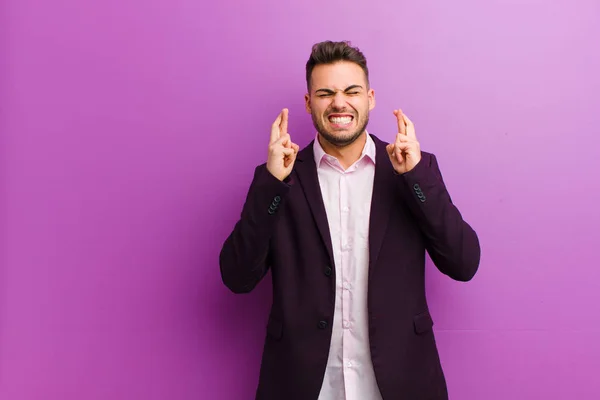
[314,134,383,400]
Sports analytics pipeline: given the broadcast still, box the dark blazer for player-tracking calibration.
[219,134,480,400]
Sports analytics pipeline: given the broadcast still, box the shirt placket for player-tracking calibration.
[339,171,355,395]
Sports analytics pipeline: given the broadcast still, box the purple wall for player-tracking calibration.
[2,0,600,399]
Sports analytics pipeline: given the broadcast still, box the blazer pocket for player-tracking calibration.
[266,316,283,340]
[413,311,434,334]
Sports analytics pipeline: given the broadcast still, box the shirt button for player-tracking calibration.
[343,282,351,290]
[342,206,350,213]
[343,320,350,329]
[346,361,353,368]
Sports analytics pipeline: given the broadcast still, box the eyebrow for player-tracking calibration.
[315,85,364,94]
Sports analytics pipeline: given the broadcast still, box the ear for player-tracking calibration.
[305,93,312,114]
[368,88,376,111]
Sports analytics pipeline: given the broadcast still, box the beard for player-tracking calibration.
[311,110,370,148]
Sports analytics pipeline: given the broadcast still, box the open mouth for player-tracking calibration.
[327,114,354,128]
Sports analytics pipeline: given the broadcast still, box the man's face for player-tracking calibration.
[305,61,375,148]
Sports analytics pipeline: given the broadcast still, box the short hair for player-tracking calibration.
[305,40,369,90]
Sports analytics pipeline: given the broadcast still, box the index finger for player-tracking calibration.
[394,109,406,136]
[271,110,284,144]
[280,108,289,136]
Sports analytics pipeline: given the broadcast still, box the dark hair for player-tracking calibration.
[305,40,369,90]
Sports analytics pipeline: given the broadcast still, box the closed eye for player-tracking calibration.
[315,85,364,97]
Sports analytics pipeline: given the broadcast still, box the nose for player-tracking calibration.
[331,92,346,110]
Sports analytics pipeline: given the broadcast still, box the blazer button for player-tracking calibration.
[324,267,332,276]
[318,320,328,329]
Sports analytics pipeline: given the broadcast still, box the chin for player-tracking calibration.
[319,129,364,148]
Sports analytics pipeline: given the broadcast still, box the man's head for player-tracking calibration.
[305,41,375,148]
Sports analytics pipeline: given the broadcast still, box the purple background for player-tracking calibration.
[2,0,600,399]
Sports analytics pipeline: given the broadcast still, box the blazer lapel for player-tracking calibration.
[368,135,395,274]
[294,143,335,267]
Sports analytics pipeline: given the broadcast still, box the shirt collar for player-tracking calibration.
[313,131,376,168]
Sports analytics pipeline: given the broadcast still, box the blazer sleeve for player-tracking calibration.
[219,164,292,293]
[396,152,481,281]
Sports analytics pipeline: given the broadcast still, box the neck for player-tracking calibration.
[318,131,367,170]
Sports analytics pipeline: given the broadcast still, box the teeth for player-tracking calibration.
[329,116,352,124]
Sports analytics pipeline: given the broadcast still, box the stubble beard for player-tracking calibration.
[311,111,370,148]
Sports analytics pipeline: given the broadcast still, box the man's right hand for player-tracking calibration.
[267,108,300,181]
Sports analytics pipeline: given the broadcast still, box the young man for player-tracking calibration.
[219,40,481,400]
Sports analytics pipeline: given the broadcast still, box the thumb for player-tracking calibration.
[282,147,295,157]
[387,143,404,164]
[386,143,395,157]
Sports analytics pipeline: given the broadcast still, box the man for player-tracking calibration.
[219,40,480,400]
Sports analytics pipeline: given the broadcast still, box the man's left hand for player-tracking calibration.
[386,109,422,174]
